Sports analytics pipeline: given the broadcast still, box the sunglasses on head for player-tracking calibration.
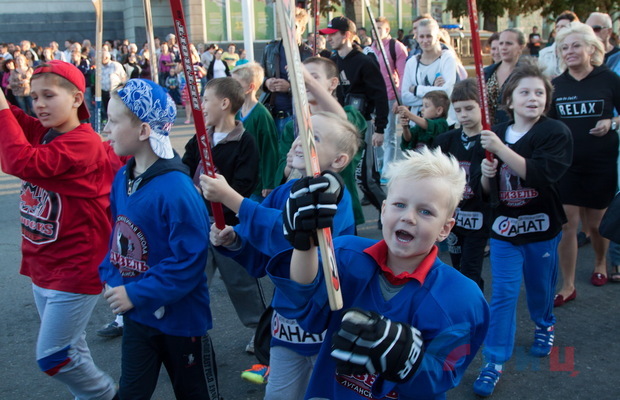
[591,25,609,33]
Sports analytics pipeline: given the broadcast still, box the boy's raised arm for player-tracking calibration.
[302,66,346,119]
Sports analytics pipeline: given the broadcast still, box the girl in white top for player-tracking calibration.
[401,18,459,125]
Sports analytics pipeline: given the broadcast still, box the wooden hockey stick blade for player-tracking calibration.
[275,0,343,311]
[169,0,226,229]
[143,0,159,83]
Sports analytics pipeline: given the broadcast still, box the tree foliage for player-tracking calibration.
[445,0,620,31]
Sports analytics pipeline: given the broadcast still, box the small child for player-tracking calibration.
[398,90,450,149]
[0,60,117,399]
[432,78,490,291]
[472,63,573,397]
[200,111,358,399]
[164,67,183,106]
[182,77,265,352]
[98,79,219,398]
[277,56,367,226]
[231,62,279,201]
[268,146,489,399]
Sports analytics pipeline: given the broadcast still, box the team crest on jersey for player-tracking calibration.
[110,215,149,277]
[19,181,61,244]
[336,373,398,399]
[498,164,538,207]
[460,161,474,200]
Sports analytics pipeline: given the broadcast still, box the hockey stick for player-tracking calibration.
[169,0,226,229]
[92,0,103,133]
[276,0,343,311]
[467,0,499,207]
[312,0,318,56]
[363,0,411,134]
[364,0,400,106]
[143,0,159,83]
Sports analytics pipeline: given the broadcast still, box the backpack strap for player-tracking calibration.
[389,38,397,69]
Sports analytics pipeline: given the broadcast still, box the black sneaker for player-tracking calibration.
[97,321,123,338]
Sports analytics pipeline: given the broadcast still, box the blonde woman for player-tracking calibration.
[548,22,620,305]
[401,18,458,124]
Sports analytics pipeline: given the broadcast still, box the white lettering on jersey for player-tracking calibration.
[455,209,484,230]
[272,312,325,344]
[492,213,550,237]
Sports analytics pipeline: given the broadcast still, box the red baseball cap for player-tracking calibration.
[319,16,357,35]
[33,60,90,121]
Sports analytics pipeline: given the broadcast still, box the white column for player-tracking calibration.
[241,0,254,61]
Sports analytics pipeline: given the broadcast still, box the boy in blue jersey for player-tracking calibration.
[267,146,489,399]
[200,110,358,399]
[98,79,219,399]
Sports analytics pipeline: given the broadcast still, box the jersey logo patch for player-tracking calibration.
[110,215,149,277]
[19,181,61,245]
[460,161,474,200]
[498,164,538,207]
[492,213,551,237]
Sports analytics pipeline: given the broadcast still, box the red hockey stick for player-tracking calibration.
[467,0,499,206]
[276,0,343,311]
[467,0,491,135]
[169,0,226,229]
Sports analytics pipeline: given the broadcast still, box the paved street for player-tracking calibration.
[0,120,618,399]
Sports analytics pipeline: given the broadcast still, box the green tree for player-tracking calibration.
[446,0,619,32]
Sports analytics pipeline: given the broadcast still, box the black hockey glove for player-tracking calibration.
[283,171,344,250]
[331,308,425,383]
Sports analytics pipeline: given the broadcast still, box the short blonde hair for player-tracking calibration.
[555,22,604,69]
[231,61,264,90]
[385,147,466,215]
[312,111,359,168]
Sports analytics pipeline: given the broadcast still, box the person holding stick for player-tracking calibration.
[266,146,488,399]
[472,62,573,397]
[432,78,489,291]
[369,17,408,179]
[182,77,265,354]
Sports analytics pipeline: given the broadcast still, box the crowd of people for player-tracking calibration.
[0,6,619,400]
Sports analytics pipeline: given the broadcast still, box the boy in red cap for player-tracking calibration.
[0,60,118,399]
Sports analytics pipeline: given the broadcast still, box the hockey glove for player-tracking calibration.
[283,171,344,250]
[331,308,424,383]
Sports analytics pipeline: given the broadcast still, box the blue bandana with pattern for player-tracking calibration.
[118,79,177,159]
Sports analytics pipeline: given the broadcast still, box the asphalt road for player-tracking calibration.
[0,121,618,399]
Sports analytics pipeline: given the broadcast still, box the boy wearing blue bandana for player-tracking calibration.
[98,79,219,399]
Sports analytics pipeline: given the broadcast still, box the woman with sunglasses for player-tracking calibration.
[548,22,620,306]
[585,12,619,62]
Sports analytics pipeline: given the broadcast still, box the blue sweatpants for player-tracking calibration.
[482,234,560,364]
